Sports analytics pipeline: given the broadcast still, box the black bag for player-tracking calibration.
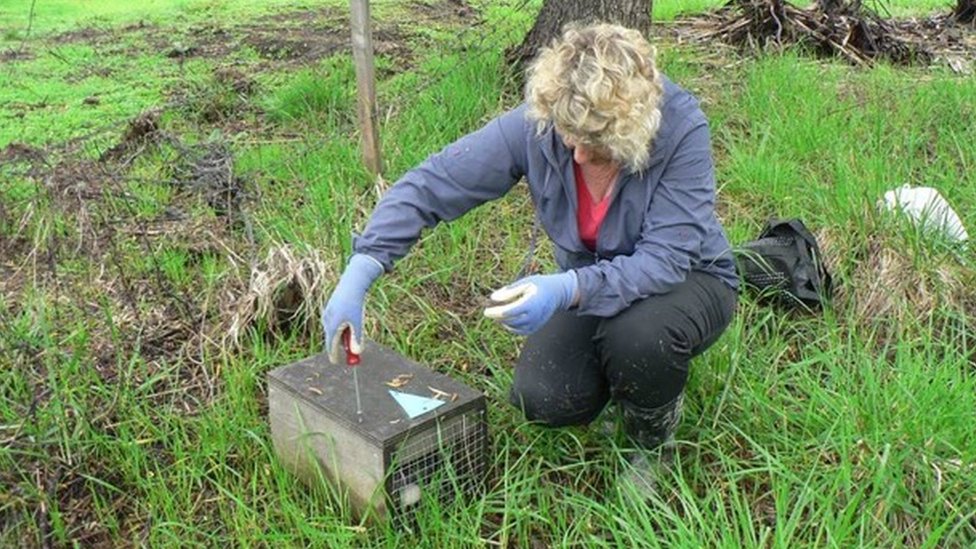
[734,218,832,308]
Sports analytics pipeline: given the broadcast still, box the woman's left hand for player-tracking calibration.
[483,272,578,335]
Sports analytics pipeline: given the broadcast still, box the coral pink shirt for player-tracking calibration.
[574,161,612,252]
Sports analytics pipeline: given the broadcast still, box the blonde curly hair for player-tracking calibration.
[526,23,664,172]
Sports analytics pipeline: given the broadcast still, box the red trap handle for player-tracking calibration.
[342,328,360,366]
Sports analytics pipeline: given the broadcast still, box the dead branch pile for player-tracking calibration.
[688,0,930,65]
[168,141,247,218]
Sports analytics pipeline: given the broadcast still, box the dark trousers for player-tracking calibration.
[509,271,737,427]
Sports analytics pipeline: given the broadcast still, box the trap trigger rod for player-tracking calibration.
[342,328,364,422]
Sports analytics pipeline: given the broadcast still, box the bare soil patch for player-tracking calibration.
[410,0,479,22]
[0,46,34,62]
[42,1,477,72]
[213,66,257,95]
[1,142,47,166]
[51,26,114,45]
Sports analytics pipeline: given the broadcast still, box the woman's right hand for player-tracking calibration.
[322,254,384,364]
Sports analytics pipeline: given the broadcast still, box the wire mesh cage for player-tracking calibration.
[387,406,487,515]
[268,341,488,522]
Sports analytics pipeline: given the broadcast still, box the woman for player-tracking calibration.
[322,23,738,483]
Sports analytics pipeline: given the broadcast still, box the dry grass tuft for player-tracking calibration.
[816,214,975,340]
[226,244,338,346]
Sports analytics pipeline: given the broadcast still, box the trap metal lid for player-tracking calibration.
[267,340,484,447]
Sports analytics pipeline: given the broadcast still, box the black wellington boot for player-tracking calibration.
[617,393,684,497]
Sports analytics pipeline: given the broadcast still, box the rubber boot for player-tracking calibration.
[617,393,684,497]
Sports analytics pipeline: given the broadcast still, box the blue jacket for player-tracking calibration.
[354,76,738,317]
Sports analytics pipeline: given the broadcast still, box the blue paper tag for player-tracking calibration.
[388,390,446,419]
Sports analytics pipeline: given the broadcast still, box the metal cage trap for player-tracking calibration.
[268,340,488,522]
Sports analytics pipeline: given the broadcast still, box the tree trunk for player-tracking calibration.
[954,0,976,23]
[814,0,845,14]
[507,0,653,73]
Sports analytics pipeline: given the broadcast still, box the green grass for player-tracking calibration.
[3,0,976,547]
[263,56,357,127]
[0,0,323,35]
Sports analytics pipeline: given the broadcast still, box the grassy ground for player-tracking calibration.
[2,0,976,547]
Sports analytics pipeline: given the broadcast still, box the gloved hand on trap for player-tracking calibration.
[322,253,384,364]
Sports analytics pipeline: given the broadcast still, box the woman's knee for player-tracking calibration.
[508,380,607,427]
[601,310,690,367]
[599,311,691,408]
[600,273,737,365]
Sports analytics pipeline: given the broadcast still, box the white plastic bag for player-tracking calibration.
[880,185,968,243]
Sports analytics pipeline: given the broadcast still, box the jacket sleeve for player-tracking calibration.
[353,105,529,270]
[575,111,716,316]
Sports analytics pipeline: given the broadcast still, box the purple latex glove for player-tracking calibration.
[322,253,384,364]
[483,271,579,335]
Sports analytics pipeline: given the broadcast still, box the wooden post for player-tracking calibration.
[349,0,382,177]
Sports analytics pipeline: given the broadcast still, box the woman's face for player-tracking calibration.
[560,133,614,167]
